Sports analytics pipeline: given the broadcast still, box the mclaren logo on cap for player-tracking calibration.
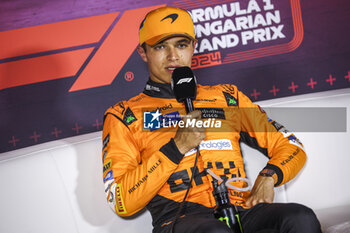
[161,14,178,23]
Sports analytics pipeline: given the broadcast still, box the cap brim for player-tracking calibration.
[145,33,195,46]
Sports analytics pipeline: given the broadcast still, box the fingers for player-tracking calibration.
[185,110,206,137]
[245,176,274,207]
[245,196,273,208]
[246,196,260,208]
[173,110,206,154]
[245,198,252,208]
[189,110,202,119]
[182,110,202,123]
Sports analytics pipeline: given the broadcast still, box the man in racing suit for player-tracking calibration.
[102,6,321,233]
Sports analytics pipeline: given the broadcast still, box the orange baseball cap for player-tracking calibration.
[139,6,196,46]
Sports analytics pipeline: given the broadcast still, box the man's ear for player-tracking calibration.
[137,45,148,62]
[192,40,197,54]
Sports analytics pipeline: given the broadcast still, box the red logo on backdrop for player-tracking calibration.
[124,71,134,81]
[0,4,164,92]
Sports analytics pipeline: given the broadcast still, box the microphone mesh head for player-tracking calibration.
[171,66,197,102]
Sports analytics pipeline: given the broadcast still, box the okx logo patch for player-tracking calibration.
[143,110,161,130]
[223,92,238,106]
[123,108,137,125]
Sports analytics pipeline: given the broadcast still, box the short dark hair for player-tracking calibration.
[141,43,147,52]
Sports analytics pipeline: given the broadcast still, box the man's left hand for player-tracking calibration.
[245,175,275,207]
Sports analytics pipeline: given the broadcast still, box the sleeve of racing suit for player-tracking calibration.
[102,109,184,217]
[238,90,306,187]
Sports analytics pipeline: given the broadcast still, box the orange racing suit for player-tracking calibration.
[102,79,306,228]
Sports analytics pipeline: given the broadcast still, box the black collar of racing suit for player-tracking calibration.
[143,79,175,99]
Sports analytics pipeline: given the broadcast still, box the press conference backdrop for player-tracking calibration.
[0,0,349,153]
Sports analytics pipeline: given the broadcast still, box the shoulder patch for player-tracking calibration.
[123,107,137,125]
[222,84,236,95]
[114,102,126,115]
[223,91,238,106]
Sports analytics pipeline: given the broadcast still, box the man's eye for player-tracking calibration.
[154,45,164,50]
[178,43,188,48]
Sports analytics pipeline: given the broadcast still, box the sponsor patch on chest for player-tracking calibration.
[184,139,233,157]
[197,108,226,119]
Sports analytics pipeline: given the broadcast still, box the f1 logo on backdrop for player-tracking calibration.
[0,0,303,92]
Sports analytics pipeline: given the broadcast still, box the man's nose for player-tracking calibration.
[167,47,179,61]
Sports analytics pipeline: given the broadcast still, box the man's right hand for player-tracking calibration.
[173,110,206,154]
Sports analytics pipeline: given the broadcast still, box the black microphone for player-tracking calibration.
[171,66,197,113]
[170,66,199,233]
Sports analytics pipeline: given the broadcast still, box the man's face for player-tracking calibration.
[138,36,196,84]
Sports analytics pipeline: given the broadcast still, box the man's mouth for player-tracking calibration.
[166,66,181,72]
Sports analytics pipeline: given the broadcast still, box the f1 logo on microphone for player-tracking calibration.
[176,78,193,85]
